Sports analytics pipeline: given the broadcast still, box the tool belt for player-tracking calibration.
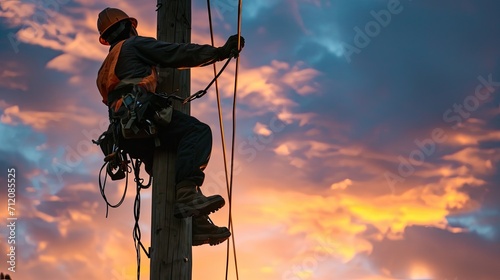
[93,85,173,180]
[109,85,172,139]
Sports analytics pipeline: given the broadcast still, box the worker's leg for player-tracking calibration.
[123,110,228,239]
[159,110,224,218]
[159,109,212,186]
[120,137,155,174]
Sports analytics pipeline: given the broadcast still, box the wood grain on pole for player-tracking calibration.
[151,0,192,279]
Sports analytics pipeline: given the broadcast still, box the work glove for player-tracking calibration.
[217,34,245,60]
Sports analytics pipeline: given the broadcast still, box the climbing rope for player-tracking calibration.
[98,155,129,218]
[131,157,152,280]
[204,0,243,279]
[228,1,243,279]
[98,152,151,280]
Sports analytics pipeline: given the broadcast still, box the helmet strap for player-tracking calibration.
[131,26,138,36]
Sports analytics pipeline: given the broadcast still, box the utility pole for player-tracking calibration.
[151,0,192,279]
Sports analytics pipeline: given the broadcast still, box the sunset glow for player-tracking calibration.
[1,0,500,279]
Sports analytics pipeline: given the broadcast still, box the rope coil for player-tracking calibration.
[98,154,151,280]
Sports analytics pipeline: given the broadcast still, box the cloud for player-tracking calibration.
[282,62,322,95]
[191,59,322,128]
[448,210,499,240]
[0,1,37,26]
[0,122,149,279]
[246,171,481,265]
[1,2,108,61]
[0,62,28,91]
[443,146,499,175]
[368,226,500,280]
[1,105,100,130]
[240,106,495,278]
[234,60,322,119]
[330,178,352,190]
[47,54,83,82]
[253,121,272,136]
[1,179,149,280]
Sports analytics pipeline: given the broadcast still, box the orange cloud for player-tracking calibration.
[282,61,322,95]
[254,122,273,136]
[443,147,499,175]
[437,119,500,175]
[46,54,81,74]
[445,118,500,145]
[0,2,37,26]
[2,173,151,280]
[192,60,321,116]
[278,109,317,126]
[229,150,487,278]
[273,139,339,168]
[14,18,101,59]
[330,178,353,190]
[0,63,28,91]
[1,105,101,130]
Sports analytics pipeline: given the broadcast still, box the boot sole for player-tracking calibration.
[193,231,231,246]
[174,195,225,218]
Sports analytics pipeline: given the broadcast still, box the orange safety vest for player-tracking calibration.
[97,40,158,106]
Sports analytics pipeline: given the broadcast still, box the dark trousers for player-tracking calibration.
[122,109,212,187]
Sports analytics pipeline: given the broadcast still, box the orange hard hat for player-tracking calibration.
[97,7,137,45]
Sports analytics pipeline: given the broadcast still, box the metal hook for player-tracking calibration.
[155,2,163,11]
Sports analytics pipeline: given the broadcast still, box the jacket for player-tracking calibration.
[97,35,221,106]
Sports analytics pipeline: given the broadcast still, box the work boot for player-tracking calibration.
[192,215,231,246]
[174,183,225,218]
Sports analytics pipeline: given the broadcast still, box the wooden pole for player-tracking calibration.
[151,1,192,279]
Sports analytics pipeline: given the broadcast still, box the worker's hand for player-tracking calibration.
[218,34,245,60]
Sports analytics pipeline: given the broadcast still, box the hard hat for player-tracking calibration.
[97,7,137,45]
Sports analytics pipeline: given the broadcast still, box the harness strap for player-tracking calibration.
[108,84,134,106]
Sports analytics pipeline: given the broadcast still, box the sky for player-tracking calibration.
[0,0,500,279]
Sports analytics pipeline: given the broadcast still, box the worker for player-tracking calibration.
[96,7,244,246]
